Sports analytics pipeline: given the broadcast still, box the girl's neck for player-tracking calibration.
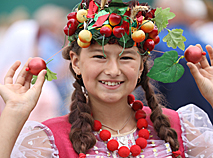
[89,96,136,135]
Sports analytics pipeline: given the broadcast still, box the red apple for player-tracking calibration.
[113,26,125,38]
[67,12,77,20]
[67,18,79,30]
[143,39,155,51]
[132,30,145,43]
[63,25,75,36]
[109,13,121,26]
[152,35,160,45]
[100,24,112,37]
[148,26,158,38]
[184,46,204,63]
[27,57,46,76]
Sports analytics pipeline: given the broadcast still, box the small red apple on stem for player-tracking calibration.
[184,46,205,64]
[109,13,121,26]
[67,12,77,20]
[100,25,112,37]
[143,39,155,51]
[26,57,46,76]
[113,26,125,38]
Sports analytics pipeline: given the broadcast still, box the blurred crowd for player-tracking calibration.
[0,0,212,123]
[0,4,75,122]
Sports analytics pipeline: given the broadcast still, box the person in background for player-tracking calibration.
[151,0,213,123]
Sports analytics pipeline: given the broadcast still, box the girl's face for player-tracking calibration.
[70,43,144,104]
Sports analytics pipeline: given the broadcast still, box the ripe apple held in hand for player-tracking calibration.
[78,30,92,43]
[100,25,112,37]
[113,26,125,38]
[184,46,205,63]
[109,13,121,26]
[26,57,46,76]
[132,30,145,43]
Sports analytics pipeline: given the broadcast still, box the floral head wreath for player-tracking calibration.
[63,0,187,83]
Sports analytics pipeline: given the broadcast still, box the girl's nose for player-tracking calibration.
[104,60,121,77]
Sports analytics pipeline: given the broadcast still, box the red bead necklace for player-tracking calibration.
[92,94,149,157]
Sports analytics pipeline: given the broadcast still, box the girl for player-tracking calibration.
[0,0,213,157]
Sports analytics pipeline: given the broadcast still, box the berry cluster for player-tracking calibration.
[63,0,160,53]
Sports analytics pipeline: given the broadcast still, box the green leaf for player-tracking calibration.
[154,7,175,32]
[92,30,110,45]
[147,50,184,83]
[31,75,37,85]
[163,29,186,50]
[119,33,130,43]
[46,67,57,81]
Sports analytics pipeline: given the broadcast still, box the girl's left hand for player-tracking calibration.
[187,44,213,107]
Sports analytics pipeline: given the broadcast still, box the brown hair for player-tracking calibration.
[62,40,181,157]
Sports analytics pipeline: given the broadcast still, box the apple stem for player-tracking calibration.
[137,51,148,56]
[102,34,106,57]
[175,55,184,64]
[119,34,125,56]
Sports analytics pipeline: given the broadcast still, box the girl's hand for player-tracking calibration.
[187,44,213,107]
[0,58,46,116]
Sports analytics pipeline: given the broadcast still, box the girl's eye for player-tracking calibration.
[93,55,106,59]
[120,56,133,60]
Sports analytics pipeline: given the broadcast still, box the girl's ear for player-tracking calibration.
[70,51,81,75]
[138,57,146,78]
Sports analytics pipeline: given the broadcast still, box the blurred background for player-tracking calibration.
[0,0,212,123]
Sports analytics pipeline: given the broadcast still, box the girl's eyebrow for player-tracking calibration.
[122,50,137,55]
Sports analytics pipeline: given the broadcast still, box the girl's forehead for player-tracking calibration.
[84,43,138,55]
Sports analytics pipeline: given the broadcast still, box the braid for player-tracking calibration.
[140,60,181,156]
[68,80,96,154]
[63,41,96,154]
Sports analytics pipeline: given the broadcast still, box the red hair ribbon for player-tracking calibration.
[79,153,86,158]
[172,150,181,157]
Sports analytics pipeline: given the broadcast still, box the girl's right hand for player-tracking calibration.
[0,58,46,116]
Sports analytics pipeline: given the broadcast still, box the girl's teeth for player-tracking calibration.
[101,81,121,86]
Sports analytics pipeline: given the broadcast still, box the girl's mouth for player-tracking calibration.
[100,81,124,86]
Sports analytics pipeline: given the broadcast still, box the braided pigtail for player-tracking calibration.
[62,41,96,154]
[139,60,181,157]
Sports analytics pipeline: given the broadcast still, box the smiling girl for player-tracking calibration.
[0,0,213,158]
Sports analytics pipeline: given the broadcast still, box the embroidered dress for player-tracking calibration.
[11,104,213,158]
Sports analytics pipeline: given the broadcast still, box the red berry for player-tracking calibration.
[184,46,203,64]
[136,137,147,149]
[118,146,130,157]
[109,13,121,26]
[67,18,79,30]
[152,35,160,45]
[67,12,77,20]
[93,120,102,131]
[138,129,149,139]
[25,67,30,71]
[100,130,111,141]
[130,145,141,156]
[143,39,155,51]
[135,109,146,120]
[132,100,143,111]
[63,25,75,36]
[79,153,86,158]
[100,25,112,37]
[137,118,148,129]
[148,26,158,39]
[128,94,135,104]
[28,57,46,76]
[107,139,119,151]
[113,26,125,38]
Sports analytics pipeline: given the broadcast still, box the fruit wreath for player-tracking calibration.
[26,0,205,84]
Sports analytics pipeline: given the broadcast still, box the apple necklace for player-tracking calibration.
[80,94,149,157]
